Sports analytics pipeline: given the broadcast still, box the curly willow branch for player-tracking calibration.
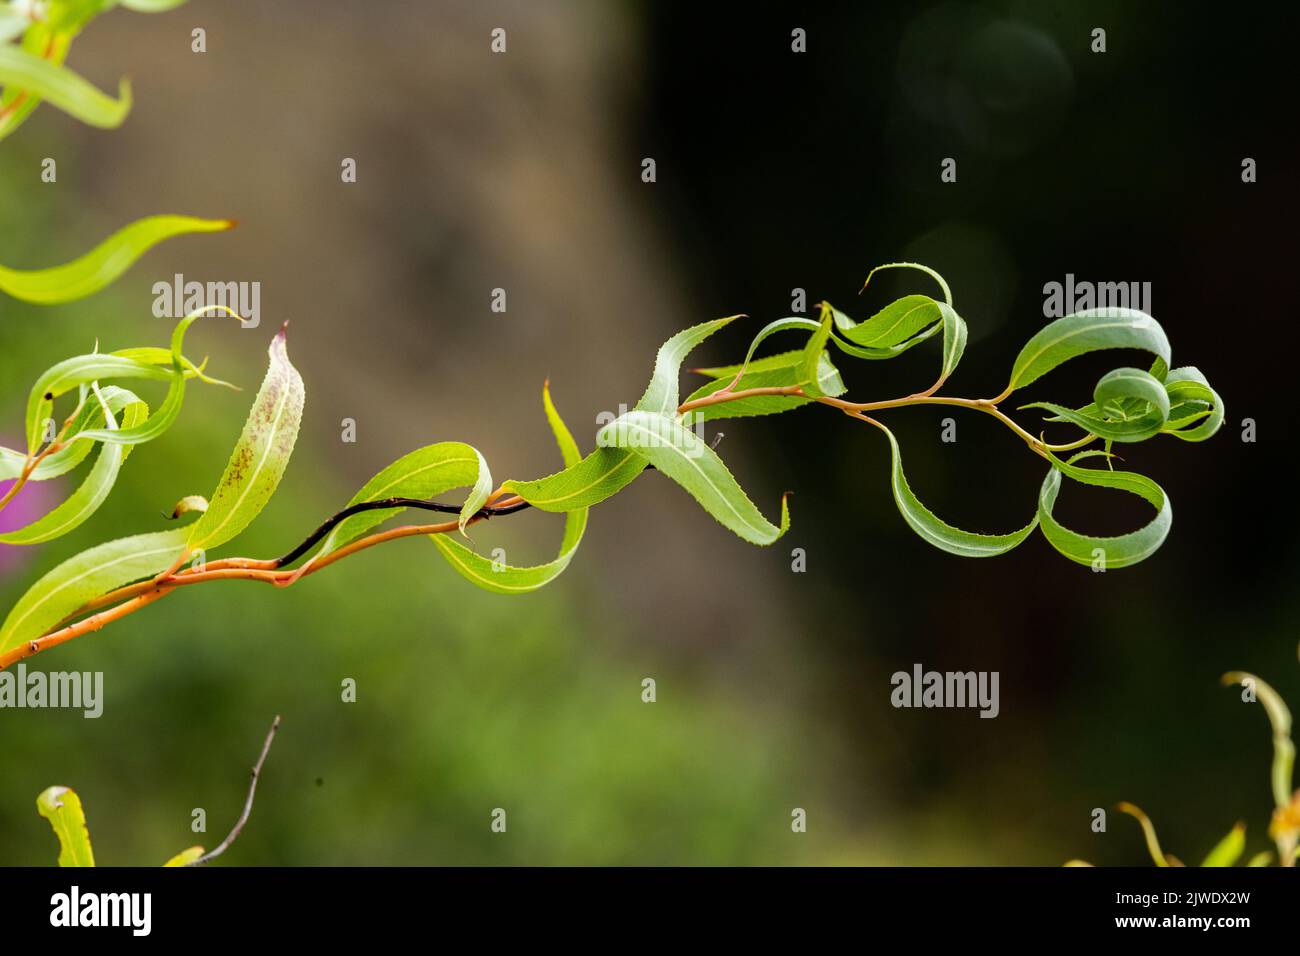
[0,376,1087,672]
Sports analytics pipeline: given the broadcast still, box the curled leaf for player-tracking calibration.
[869,420,1037,557]
[434,383,588,592]
[829,263,966,385]
[167,495,209,520]
[1037,450,1171,568]
[1026,366,1171,443]
[457,446,492,536]
[1162,367,1224,442]
[503,316,738,511]
[70,306,243,448]
[862,261,952,305]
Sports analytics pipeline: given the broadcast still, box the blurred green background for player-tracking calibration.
[1,0,1295,865]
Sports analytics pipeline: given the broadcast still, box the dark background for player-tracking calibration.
[642,0,1299,863]
[1,0,1296,865]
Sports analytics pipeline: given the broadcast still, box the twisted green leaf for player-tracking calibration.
[798,309,834,398]
[36,786,95,868]
[1025,366,1170,443]
[1162,367,1224,442]
[503,316,738,512]
[1037,450,1172,568]
[3,334,229,491]
[0,214,234,305]
[22,316,229,454]
[597,410,788,545]
[434,383,589,592]
[315,442,489,558]
[636,315,741,415]
[870,420,1038,557]
[827,263,966,384]
[69,307,239,449]
[187,326,304,553]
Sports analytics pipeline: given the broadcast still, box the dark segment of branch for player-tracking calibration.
[273,497,533,567]
[272,432,721,568]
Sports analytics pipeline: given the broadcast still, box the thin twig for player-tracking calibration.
[186,716,282,867]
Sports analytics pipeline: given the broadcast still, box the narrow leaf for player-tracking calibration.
[0,43,130,129]
[936,300,967,384]
[797,309,833,398]
[0,528,190,654]
[862,261,953,306]
[1005,309,1171,393]
[24,336,222,454]
[683,349,846,424]
[187,325,304,553]
[502,317,738,511]
[0,24,71,142]
[598,410,788,545]
[635,314,741,415]
[1037,450,1172,568]
[838,295,941,348]
[831,261,966,383]
[315,442,488,557]
[434,383,588,593]
[1162,367,1224,442]
[870,420,1037,557]
[0,214,234,305]
[1025,366,1171,444]
[501,446,644,513]
[69,306,241,448]
[457,446,492,536]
